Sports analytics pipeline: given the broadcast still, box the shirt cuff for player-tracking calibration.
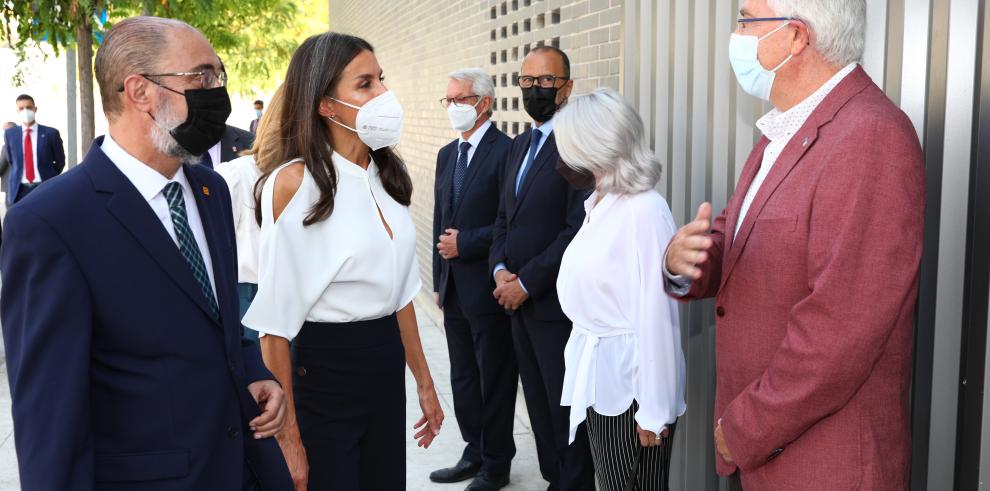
[662,249,692,297]
[493,263,507,280]
[517,278,529,294]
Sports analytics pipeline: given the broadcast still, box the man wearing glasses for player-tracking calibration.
[431,68,517,491]
[664,0,924,489]
[489,46,595,491]
[0,16,292,490]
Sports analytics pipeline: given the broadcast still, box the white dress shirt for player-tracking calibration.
[243,152,422,340]
[215,155,262,284]
[20,122,40,184]
[458,120,492,167]
[558,190,687,443]
[100,134,217,294]
[735,63,857,237]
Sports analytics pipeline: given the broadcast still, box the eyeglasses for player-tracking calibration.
[518,75,568,89]
[439,95,481,108]
[117,68,228,93]
[736,16,799,30]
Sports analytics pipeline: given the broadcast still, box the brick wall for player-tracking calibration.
[329,0,623,294]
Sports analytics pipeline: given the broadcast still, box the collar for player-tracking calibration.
[459,120,492,148]
[756,63,858,142]
[101,133,191,202]
[582,190,619,222]
[533,116,555,137]
[21,122,36,132]
[331,151,378,179]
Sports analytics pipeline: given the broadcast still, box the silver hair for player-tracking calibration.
[448,68,495,116]
[767,0,866,66]
[554,87,661,195]
[95,16,201,121]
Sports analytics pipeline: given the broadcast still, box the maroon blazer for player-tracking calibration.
[681,66,925,489]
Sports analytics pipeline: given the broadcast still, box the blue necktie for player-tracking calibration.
[452,141,471,207]
[163,182,219,319]
[516,129,543,196]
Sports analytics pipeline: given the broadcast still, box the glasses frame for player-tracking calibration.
[517,75,569,89]
[439,95,482,108]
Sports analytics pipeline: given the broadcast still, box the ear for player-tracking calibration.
[123,74,155,113]
[478,96,493,115]
[318,97,335,119]
[559,79,575,101]
[789,20,813,56]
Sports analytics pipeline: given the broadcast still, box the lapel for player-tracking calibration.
[452,125,497,220]
[185,164,234,323]
[36,126,47,166]
[438,143,457,221]
[718,65,874,291]
[10,126,23,164]
[510,130,555,221]
[505,132,528,215]
[85,139,221,324]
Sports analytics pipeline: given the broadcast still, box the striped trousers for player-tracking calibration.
[585,403,677,491]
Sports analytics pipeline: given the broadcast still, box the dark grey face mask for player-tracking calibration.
[522,86,560,122]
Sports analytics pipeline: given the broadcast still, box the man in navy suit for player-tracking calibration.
[489,47,595,490]
[431,68,518,491]
[0,16,291,490]
[2,94,66,205]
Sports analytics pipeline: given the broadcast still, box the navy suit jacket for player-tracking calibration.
[488,128,590,321]
[0,137,292,490]
[433,124,512,316]
[2,124,66,204]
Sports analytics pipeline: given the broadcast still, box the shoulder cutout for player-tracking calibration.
[272,162,305,222]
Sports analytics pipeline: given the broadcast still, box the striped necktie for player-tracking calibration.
[163,182,219,319]
[452,141,471,207]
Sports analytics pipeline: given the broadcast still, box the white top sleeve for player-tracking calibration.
[631,201,685,434]
[241,165,341,340]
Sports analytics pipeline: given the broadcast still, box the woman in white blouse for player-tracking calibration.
[554,88,686,491]
[242,33,443,490]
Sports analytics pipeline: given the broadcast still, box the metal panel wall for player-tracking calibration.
[621,1,983,489]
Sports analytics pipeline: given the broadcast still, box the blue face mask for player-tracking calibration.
[729,22,794,101]
[255,109,263,118]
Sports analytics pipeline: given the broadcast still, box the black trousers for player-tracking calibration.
[14,183,37,203]
[512,305,595,490]
[585,404,677,491]
[291,315,405,491]
[443,284,519,475]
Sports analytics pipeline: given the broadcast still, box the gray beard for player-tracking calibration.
[149,98,199,165]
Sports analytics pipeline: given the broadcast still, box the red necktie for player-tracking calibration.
[23,127,35,183]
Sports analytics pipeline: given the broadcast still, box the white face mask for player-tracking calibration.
[19,109,35,124]
[728,21,794,101]
[328,90,404,151]
[447,98,483,133]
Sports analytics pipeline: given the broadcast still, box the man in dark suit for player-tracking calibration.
[0,121,15,216]
[2,94,66,205]
[431,68,517,491]
[489,47,595,490]
[200,124,254,169]
[0,16,292,490]
[250,99,263,134]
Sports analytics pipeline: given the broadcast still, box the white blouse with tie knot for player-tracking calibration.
[558,190,687,443]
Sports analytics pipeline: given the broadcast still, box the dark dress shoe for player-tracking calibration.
[430,459,481,483]
[464,472,510,491]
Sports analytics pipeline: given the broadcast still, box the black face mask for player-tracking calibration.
[152,84,232,156]
[555,159,595,189]
[522,86,561,122]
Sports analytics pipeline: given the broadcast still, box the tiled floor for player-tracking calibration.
[0,294,547,490]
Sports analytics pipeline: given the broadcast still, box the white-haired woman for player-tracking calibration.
[555,87,686,491]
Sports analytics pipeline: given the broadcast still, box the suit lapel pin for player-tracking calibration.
[202,186,210,196]
[232,146,238,153]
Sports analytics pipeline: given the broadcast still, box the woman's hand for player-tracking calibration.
[636,424,670,448]
[276,426,309,491]
[413,382,444,448]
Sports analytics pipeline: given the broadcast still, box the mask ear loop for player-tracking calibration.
[759,21,796,73]
[326,97,367,135]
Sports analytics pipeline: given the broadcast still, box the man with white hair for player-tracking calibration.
[664,0,925,488]
[431,68,517,491]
